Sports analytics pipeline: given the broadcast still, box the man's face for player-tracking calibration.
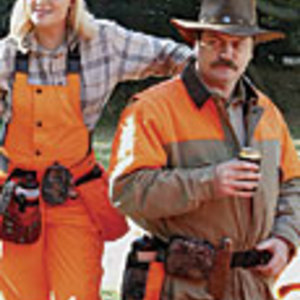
[196,30,254,90]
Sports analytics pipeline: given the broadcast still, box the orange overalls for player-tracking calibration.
[0,50,127,300]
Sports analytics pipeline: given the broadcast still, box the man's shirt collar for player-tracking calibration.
[180,59,259,109]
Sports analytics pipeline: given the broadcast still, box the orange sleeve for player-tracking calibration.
[280,119,300,182]
[109,98,215,220]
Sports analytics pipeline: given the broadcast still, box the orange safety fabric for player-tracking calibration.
[143,262,165,300]
[4,72,89,171]
[0,170,7,186]
[77,164,128,241]
[277,283,300,299]
[0,67,120,299]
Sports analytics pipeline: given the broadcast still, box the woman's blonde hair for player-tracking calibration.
[10,0,98,43]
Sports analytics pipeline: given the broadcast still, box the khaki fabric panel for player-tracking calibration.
[164,139,231,168]
[162,139,281,247]
[112,164,215,222]
[271,178,300,252]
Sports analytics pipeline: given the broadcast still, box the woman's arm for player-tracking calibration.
[0,37,16,121]
[106,20,193,81]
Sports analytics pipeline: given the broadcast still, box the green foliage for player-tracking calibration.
[0,0,14,37]
[87,0,199,42]
[257,0,300,59]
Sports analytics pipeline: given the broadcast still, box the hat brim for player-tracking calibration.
[171,18,285,45]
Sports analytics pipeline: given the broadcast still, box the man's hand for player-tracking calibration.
[213,159,260,199]
[254,237,289,278]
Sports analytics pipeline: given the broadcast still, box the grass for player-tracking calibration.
[93,126,115,168]
[102,290,120,300]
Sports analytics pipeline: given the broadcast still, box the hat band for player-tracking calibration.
[199,15,255,27]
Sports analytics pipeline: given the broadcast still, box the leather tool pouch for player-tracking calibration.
[42,162,72,205]
[0,169,41,244]
[165,236,216,281]
[122,262,148,300]
[122,236,165,300]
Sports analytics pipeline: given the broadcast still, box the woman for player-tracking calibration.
[0,0,192,299]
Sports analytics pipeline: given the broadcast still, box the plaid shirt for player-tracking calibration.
[0,20,192,130]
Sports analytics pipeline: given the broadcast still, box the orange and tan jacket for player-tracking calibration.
[109,62,300,300]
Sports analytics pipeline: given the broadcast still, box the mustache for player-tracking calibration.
[211,59,238,71]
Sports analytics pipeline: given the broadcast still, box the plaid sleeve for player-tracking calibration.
[107,21,193,81]
[0,38,16,92]
[0,37,16,122]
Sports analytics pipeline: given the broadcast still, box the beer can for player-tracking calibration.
[238,147,261,166]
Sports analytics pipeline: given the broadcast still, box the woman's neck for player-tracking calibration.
[35,24,66,50]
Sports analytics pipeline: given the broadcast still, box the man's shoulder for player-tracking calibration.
[255,88,280,110]
[254,88,287,123]
[132,76,183,107]
[121,77,183,123]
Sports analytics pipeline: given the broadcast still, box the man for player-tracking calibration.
[109,0,300,299]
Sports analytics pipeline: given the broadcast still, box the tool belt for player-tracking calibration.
[122,235,272,300]
[0,169,41,244]
[0,159,102,244]
[1,154,128,243]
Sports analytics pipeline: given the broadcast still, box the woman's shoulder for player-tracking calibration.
[94,19,120,30]
[80,19,124,51]
[0,36,18,60]
[0,36,18,92]
[93,18,129,38]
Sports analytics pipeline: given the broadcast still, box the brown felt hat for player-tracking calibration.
[171,0,285,45]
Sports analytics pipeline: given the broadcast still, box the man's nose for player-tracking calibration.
[219,42,235,60]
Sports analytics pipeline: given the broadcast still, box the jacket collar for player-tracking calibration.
[180,58,259,109]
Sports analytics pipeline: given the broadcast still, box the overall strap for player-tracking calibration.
[66,44,93,153]
[15,50,30,73]
[14,44,82,75]
[67,44,81,74]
